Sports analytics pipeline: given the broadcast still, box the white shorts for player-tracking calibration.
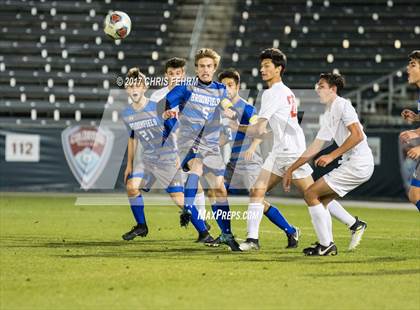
[262,153,313,179]
[323,157,374,197]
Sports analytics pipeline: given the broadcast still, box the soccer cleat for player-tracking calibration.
[239,238,260,251]
[286,227,300,248]
[303,242,338,256]
[348,217,367,250]
[196,231,215,243]
[221,233,242,252]
[122,223,148,240]
[179,208,192,227]
[205,233,242,251]
[204,235,222,247]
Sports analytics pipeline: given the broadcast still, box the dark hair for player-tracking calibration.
[319,73,345,95]
[408,50,420,62]
[165,57,186,72]
[218,68,240,85]
[259,48,287,75]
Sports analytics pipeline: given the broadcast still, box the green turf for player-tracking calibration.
[0,196,419,310]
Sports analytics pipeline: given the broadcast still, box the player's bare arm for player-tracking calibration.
[232,118,268,137]
[244,138,262,161]
[401,109,420,123]
[407,145,420,160]
[315,122,364,168]
[283,139,325,192]
[400,128,420,142]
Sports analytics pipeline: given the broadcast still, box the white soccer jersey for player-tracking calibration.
[150,86,170,103]
[258,81,306,157]
[316,96,372,160]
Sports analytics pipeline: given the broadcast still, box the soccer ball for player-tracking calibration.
[103,11,131,40]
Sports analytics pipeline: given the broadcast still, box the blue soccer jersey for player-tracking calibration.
[166,80,228,149]
[121,99,177,163]
[223,97,258,161]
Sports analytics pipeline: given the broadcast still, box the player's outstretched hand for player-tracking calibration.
[407,145,420,160]
[401,109,417,123]
[283,170,293,192]
[315,154,334,167]
[400,130,419,143]
[124,166,132,184]
[162,110,178,120]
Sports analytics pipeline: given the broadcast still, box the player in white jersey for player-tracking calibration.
[283,73,374,256]
[399,50,420,211]
[230,48,313,251]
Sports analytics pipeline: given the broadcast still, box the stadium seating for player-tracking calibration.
[222,0,419,116]
[0,0,175,123]
[0,0,418,124]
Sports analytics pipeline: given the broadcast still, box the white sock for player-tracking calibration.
[194,192,206,218]
[324,207,333,242]
[247,202,264,240]
[327,200,356,227]
[308,204,331,246]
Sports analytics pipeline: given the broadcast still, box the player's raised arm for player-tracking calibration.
[164,84,187,116]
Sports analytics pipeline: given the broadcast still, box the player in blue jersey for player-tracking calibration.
[120,67,213,241]
[400,50,420,211]
[151,57,209,226]
[164,48,242,251]
[217,69,263,194]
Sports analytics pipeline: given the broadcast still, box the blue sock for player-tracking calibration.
[212,201,231,234]
[129,195,146,224]
[185,205,207,232]
[184,173,199,207]
[416,201,420,212]
[265,205,296,234]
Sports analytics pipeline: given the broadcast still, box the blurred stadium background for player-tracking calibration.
[0,0,419,201]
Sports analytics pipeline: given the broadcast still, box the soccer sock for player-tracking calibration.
[184,205,207,233]
[264,205,296,234]
[327,200,356,227]
[211,201,231,234]
[128,195,146,225]
[247,202,264,239]
[416,201,420,212]
[324,206,333,242]
[194,191,206,219]
[308,204,331,247]
[184,173,200,207]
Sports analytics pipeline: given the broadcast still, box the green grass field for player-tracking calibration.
[0,195,419,310]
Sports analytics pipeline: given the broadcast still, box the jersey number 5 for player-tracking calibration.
[287,95,297,118]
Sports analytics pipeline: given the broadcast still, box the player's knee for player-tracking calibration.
[214,186,227,199]
[304,188,318,205]
[126,186,140,197]
[250,187,265,199]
